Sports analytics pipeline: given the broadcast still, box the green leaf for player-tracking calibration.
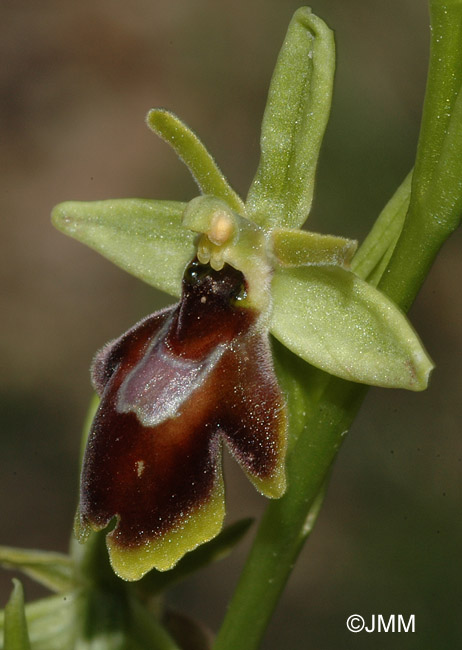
[246,8,335,229]
[52,199,193,297]
[146,109,244,214]
[137,518,253,596]
[0,547,73,594]
[271,228,357,268]
[1,593,77,650]
[270,265,434,390]
[351,171,412,283]
[3,580,31,650]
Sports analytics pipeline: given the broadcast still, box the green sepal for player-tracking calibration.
[136,518,253,596]
[270,265,434,390]
[271,228,357,268]
[0,547,73,594]
[52,199,193,297]
[3,580,31,650]
[246,7,335,229]
[146,109,244,214]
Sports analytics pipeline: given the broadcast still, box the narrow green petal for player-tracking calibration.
[52,199,194,297]
[146,109,244,214]
[271,228,357,268]
[3,580,31,650]
[0,547,73,593]
[270,266,434,390]
[246,8,335,229]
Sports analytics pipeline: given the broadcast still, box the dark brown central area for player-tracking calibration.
[167,258,250,358]
[80,259,285,548]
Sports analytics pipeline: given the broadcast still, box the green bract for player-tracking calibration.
[52,7,433,392]
[3,580,31,650]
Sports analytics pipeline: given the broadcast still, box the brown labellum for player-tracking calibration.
[77,259,287,580]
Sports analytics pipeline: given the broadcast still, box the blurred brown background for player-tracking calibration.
[1,0,461,648]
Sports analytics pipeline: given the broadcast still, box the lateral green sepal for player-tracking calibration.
[270,265,434,390]
[52,199,193,297]
[246,7,335,229]
[271,228,357,268]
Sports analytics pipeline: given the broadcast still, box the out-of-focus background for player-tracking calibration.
[1,0,461,648]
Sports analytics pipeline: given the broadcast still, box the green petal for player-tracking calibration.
[271,228,357,268]
[270,266,434,390]
[246,8,335,229]
[146,109,244,214]
[3,580,31,650]
[52,199,194,297]
[0,547,73,593]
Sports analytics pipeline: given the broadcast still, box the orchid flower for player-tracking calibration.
[51,8,433,581]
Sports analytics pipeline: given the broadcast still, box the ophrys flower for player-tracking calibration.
[52,8,433,580]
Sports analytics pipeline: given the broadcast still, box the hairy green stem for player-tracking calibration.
[379,0,462,310]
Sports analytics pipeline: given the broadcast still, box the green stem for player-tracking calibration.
[379,0,462,310]
[215,3,462,648]
[214,380,365,650]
